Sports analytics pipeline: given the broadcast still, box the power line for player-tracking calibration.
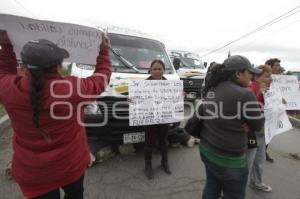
[13,0,37,17]
[200,5,300,58]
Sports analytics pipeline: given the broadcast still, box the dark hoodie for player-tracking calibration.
[200,80,264,156]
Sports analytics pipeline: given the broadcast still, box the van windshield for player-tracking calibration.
[180,57,205,69]
[109,33,173,74]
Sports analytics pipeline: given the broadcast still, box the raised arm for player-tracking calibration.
[0,30,17,79]
[74,33,112,100]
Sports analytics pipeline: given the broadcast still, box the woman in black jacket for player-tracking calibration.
[144,59,171,179]
[200,55,264,199]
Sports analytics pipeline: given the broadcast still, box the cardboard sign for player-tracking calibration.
[264,88,293,144]
[128,80,184,126]
[270,75,300,110]
[0,14,103,65]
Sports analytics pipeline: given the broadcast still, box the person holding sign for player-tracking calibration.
[199,55,264,199]
[265,58,282,162]
[246,64,273,192]
[143,59,171,179]
[0,30,112,199]
[265,58,281,75]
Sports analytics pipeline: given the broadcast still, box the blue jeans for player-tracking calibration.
[246,132,267,187]
[201,153,249,199]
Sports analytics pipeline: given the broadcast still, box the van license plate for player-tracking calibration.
[123,132,145,144]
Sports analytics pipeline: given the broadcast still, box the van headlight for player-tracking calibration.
[84,103,101,115]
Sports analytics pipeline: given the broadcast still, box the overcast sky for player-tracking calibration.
[1,0,300,70]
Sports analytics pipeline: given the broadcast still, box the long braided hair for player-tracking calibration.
[28,63,61,143]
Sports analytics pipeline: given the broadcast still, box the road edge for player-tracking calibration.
[0,114,9,124]
[289,116,300,129]
[0,114,10,134]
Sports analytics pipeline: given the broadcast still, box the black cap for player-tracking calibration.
[223,55,262,75]
[21,39,69,69]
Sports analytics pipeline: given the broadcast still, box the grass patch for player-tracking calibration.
[0,104,6,118]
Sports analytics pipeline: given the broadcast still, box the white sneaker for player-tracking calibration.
[88,152,96,167]
[250,183,272,192]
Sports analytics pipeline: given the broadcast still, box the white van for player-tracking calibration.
[168,50,206,100]
[287,68,300,84]
[71,26,184,146]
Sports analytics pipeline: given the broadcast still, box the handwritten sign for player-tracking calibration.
[128,80,184,126]
[270,75,300,110]
[0,14,103,65]
[264,88,293,144]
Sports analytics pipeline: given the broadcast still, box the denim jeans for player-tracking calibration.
[246,132,267,187]
[201,153,249,199]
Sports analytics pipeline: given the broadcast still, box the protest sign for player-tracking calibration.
[128,80,184,126]
[264,88,293,144]
[0,14,102,65]
[270,75,300,110]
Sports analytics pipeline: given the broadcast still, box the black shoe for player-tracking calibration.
[145,166,154,179]
[266,152,274,163]
[161,161,172,174]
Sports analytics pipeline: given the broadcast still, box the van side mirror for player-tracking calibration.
[173,58,180,70]
[204,62,207,68]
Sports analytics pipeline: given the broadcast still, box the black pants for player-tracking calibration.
[30,175,84,199]
[144,124,168,148]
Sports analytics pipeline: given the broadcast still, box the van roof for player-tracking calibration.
[168,49,200,59]
[97,25,160,42]
[288,67,300,72]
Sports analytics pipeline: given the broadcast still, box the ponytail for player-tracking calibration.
[203,64,231,96]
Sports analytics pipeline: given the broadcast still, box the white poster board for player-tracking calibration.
[264,88,293,144]
[270,75,300,110]
[0,14,103,65]
[128,80,184,126]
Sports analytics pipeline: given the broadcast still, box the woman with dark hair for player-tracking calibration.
[0,30,112,199]
[246,64,272,192]
[143,59,171,179]
[199,55,264,199]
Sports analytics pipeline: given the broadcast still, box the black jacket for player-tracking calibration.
[200,80,264,156]
[146,75,167,80]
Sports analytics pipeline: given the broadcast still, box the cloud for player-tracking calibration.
[195,42,300,68]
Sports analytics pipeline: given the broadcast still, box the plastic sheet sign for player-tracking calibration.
[0,14,103,65]
[128,80,184,126]
[264,88,293,144]
[270,75,300,110]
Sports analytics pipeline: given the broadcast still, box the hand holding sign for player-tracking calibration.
[0,30,12,45]
[100,33,111,52]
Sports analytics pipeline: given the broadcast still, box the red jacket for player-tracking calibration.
[247,80,264,106]
[0,44,112,198]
